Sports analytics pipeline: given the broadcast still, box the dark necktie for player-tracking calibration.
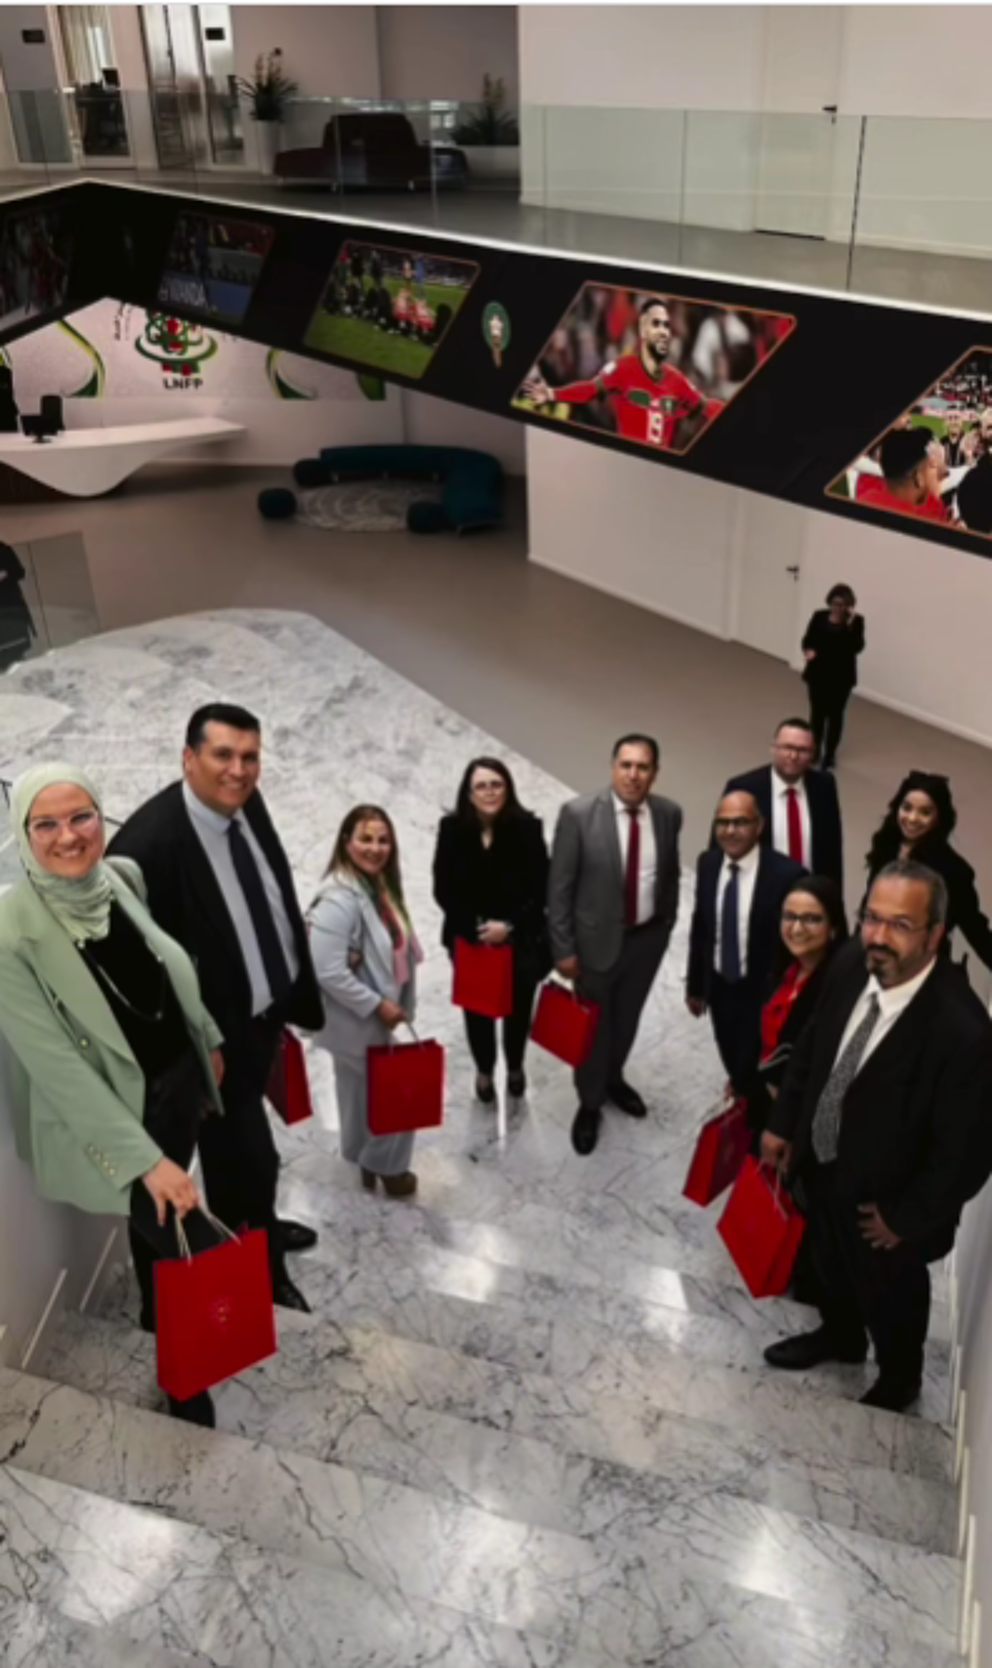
[228,818,294,1008]
[786,787,803,864]
[720,861,742,983]
[811,993,881,1163]
[624,807,641,928]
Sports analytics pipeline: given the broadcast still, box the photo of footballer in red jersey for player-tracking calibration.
[827,347,992,537]
[514,284,795,457]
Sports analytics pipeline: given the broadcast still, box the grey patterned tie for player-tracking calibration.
[811,993,881,1164]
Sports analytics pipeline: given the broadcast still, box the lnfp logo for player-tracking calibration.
[135,312,219,389]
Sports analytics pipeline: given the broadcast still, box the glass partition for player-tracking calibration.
[0,532,99,678]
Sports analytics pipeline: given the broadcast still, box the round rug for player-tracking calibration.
[297,479,442,533]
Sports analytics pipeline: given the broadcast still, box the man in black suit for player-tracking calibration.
[687,790,805,1103]
[762,860,992,1412]
[723,716,843,889]
[109,703,324,1313]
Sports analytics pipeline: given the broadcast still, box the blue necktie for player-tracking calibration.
[720,861,742,983]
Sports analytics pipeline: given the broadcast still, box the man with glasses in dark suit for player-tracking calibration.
[762,860,992,1412]
[723,716,843,889]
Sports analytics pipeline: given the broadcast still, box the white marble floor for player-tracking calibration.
[0,610,964,1668]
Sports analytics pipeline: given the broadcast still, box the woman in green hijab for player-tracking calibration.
[0,761,226,1427]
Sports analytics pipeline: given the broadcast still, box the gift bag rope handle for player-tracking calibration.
[174,1209,242,1263]
[757,1159,793,1218]
[545,973,595,1012]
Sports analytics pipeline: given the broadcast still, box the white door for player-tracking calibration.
[731,496,805,665]
[753,7,845,239]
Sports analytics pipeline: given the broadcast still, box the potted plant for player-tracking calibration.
[236,49,299,174]
[451,75,520,184]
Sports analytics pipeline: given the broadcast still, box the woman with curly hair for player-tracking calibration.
[864,770,992,970]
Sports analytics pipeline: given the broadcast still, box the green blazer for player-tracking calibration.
[0,857,224,1218]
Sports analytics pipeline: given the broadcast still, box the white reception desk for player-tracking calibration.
[0,417,244,497]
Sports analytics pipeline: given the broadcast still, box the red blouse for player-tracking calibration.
[760,962,810,1062]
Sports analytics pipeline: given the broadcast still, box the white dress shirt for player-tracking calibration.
[613,794,657,926]
[770,769,812,869]
[832,959,937,1074]
[714,843,760,977]
[183,781,300,1017]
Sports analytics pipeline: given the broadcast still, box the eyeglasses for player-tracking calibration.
[714,817,757,831]
[773,743,814,757]
[860,908,930,938]
[782,911,826,928]
[27,810,101,841]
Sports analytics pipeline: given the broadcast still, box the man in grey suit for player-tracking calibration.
[549,734,683,1155]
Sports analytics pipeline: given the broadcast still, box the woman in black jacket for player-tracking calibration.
[748,874,849,1134]
[865,770,992,971]
[433,757,550,1105]
[801,583,865,769]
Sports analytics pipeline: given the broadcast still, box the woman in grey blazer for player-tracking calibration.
[308,804,422,1197]
[0,761,225,1427]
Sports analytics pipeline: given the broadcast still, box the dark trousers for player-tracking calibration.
[808,685,851,766]
[129,1050,223,1335]
[461,954,541,1076]
[575,918,669,1110]
[197,1010,286,1279]
[802,1160,931,1385]
[709,973,764,1108]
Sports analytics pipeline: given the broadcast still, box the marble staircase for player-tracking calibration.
[0,612,969,1665]
[2,1067,967,1668]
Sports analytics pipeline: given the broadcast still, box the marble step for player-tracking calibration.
[94,1213,953,1428]
[1,1596,212,1668]
[36,1304,956,1569]
[273,1160,955,1345]
[0,1424,963,1667]
[275,1112,954,1324]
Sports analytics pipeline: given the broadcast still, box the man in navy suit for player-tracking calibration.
[688,790,805,1103]
[723,717,843,890]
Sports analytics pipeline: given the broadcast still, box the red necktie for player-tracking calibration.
[786,787,803,864]
[624,807,641,927]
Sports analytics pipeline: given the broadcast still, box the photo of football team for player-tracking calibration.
[827,348,992,537]
[512,284,795,456]
[304,241,479,379]
[0,208,72,333]
[157,213,274,326]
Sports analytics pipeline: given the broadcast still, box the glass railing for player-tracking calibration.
[1,89,991,310]
[0,530,100,688]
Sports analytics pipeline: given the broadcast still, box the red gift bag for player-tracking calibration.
[266,1030,314,1126]
[717,1155,806,1298]
[530,981,600,1068]
[155,1222,276,1400]
[683,1098,750,1207]
[452,938,514,1019]
[367,1032,445,1134]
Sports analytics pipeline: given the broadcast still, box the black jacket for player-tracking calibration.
[801,609,865,694]
[723,763,844,890]
[768,938,992,1259]
[432,811,551,973]
[687,846,806,1004]
[865,840,992,974]
[748,953,833,1128]
[108,781,323,1049]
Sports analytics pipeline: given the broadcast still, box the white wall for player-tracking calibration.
[377,5,518,104]
[230,5,380,95]
[401,389,525,474]
[526,426,992,749]
[0,1040,113,1366]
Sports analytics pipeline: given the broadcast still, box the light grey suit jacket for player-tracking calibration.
[308,875,417,1066]
[548,789,682,974]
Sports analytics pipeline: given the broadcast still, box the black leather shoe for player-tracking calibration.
[167,1390,215,1428]
[507,1071,527,1099]
[278,1219,318,1254]
[764,1326,868,1371]
[609,1081,647,1118]
[475,1075,497,1105]
[859,1376,922,1412]
[571,1106,601,1156]
[272,1274,312,1314]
